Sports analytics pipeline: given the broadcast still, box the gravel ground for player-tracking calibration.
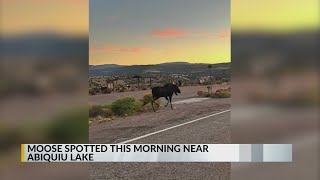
[89,85,230,104]
[89,98,230,144]
[89,85,231,179]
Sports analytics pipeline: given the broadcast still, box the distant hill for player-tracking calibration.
[232,31,319,74]
[1,33,88,65]
[89,62,230,79]
[89,64,123,70]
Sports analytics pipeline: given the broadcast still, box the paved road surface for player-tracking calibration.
[89,109,231,180]
[231,106,319,180]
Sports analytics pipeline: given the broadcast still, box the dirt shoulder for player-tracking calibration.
[89,84,230,104]
[89,97,230,144]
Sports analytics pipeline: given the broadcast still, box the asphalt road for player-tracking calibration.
[89,110,231,180]
[231,106,319,180]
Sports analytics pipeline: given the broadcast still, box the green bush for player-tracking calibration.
[197,91,204,97]
[218,91,231,98]
[141,100,160,111]
[214,90,231,98]
[101,103,112,109]
[111,97,140,116]
[89,105,104,117]
[89,105,113,118]
[141,85,148,90]
[202,80,215,85]
[210,93,218,98]
[101,108,113,117]
[140,93,153,105]
[197,88,231,98]
[118,88,125,92]
[101,88,112,94]
[134,100,144,113]
[89,88,96,95]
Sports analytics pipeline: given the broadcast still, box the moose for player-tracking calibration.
[151,83,181,112]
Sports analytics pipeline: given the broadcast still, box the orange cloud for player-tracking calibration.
[150,27,230,39]
[150,28,189,38]
[217,28,231,38]
[205,28,230,39]
[90,46,151,53]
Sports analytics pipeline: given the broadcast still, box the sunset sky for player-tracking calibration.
[0,0,88,36]
[1,0,318,65]
[232,0,319,32]
[89,0,230,65]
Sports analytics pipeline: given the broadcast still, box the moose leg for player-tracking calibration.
[151,100,155,112]
[151,96,159,112]
[164,96,169,107]
[169,95,173,109]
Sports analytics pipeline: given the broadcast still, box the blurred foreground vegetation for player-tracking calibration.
[0,107,88,154]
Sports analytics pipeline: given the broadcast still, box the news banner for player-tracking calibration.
[21,144,292,162]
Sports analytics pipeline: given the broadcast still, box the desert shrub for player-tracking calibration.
[89,88,96,95]
[101,103,112,109]
[215,90,231,98]
[89,104,113,118]
[140,93,153,105]
[101,88,112,94]
[134,100,144,113]
[220,91,231,98]
[215,89,223,93]
[204,92,211,97]
[197,91,204,97]
[138,93,161,112]
[142,100,161,111]
[197,88,231,98]
[111,97,139,116]
[153,100,161,110]
[89,105,104,117]
[101,108,113,117]
[210,93,218,98]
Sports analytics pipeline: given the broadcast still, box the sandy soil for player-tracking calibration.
[89,85,231,144]
[89,84,230,104]
[89,85,231,180]
[90,98,230,143]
